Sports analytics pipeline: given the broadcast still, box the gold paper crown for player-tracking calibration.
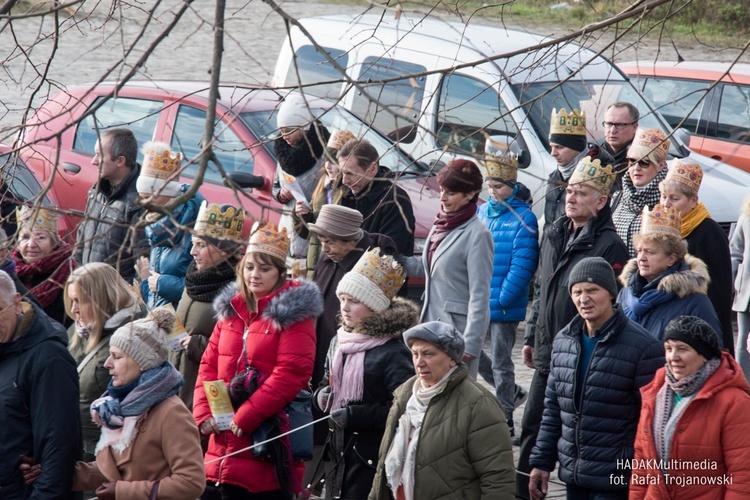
[351,247,406,301]
[16,206,59,234]
[327,130,357,151]
[640,203,682,238]
[142,141,181,180]
[630,128,670,161]
[483,136,518,182]
[549,108,586,137]
[569,156,615,195]
[247,222,289,261]
[194,201,244,242]
[666,159,703,193]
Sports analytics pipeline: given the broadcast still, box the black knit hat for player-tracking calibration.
[568,257,618,299]
[549,133,587,153]
[664,316,722,360]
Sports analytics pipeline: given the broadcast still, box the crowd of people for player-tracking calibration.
[2,93,750,500]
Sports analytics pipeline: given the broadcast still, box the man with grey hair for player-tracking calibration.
[0,270,81,497]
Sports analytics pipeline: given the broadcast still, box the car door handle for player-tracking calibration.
[711,155,723,162]
[63,162,81,174]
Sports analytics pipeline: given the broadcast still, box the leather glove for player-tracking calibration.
[330,408,348,428]
[314,385,333,413]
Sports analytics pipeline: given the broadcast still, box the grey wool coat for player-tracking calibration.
[401,215,493,375]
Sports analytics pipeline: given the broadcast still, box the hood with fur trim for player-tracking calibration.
[619,254,710,298]
[213,279,324,329]
[341,296,420,338]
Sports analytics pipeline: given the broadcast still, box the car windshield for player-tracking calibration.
[512,80,688,157]
[239,107,424,175]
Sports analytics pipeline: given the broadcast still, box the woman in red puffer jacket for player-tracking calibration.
[193,223,323,498]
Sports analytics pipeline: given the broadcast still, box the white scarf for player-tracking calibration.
[384,367,457,500]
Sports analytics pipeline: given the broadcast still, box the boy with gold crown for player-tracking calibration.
[476,137,539,440]
[310,248,418,499]
[544,108,614,231]
[616,203,723,341]
[134,141,205,310]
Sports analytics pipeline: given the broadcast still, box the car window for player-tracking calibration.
[0,151,52,206]
[640,77,708,133]
[436,73,520,155]
[171,105,254,184]
[285,45,348,100]
[717,84,750,144]
[239,107,420,174]
[351,57,426,144]
[72,97,162,157]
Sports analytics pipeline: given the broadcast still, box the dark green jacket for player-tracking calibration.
[369,365,515,499]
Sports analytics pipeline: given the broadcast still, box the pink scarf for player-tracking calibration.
[330,329,390,410]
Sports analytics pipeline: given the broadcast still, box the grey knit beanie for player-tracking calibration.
[568,257,618,299]
[664,316,722,360]
[109,307,175,371]
[403,321,465,364]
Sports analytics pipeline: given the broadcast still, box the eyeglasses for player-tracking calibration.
[627,158,652,168]
[602,121,636,130]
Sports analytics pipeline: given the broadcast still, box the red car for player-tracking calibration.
[620,61,750,172]
[18,82,440,295]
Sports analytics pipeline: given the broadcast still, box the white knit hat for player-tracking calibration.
[277,93,312,129]
[136,141,182,197]
[335,248,406,313]
[109,307,175,371]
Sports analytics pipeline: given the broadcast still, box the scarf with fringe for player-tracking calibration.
[384,366,457,500]
[681,203,710,238]
[330,329,391,410]
[653,357,720,472]
[90,362,183,453]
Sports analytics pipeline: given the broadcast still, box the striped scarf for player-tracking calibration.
[611,167,667,256]
[652,357,720,473]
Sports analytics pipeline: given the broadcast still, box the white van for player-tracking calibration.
[274,14,750,231]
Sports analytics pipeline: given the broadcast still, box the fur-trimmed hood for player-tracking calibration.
[619,253,710,298]
[342,297,420,338]
[213,279,324,329]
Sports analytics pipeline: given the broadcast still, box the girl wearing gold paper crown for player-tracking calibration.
[12,205,77,325]
[169,202,242,410]
[616,204,723,341]
[312,248,417,499]
[193,223,323,499]
[134,141,205,310]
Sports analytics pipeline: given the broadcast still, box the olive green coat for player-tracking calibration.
[368,365,515,499]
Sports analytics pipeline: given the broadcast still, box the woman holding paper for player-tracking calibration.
[65,262,147,460]
[169,202,241,410]
[72,306,205,498]
[193,223,324,499]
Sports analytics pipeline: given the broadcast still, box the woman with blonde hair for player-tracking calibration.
[65,262,147,460]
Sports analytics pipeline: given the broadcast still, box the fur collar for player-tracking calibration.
[342,297,420,338]
[619,254,710,298]
[213,279,324,329]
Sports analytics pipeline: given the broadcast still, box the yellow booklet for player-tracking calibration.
[162,304,188,351]
[202,380,234,431]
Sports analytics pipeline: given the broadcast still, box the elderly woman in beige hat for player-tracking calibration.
[659,159,733,355]
[611,128,671,256]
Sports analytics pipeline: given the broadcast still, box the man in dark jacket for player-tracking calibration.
[0,270,81,498]
[528,257,663,500]
[600,102,639,186]
[517,157,629,499]
[74,128,148,282]
[337,139,415,258]
[544,108,615,230]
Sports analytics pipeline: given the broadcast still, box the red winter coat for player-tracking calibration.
[630,352,750,499]
[193,279,322,493]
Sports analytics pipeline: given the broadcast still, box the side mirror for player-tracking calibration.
[225,171,266,190]
[510,137,530,169]
[673,128,693,151]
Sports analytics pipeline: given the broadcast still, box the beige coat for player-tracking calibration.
[73,395,205,499]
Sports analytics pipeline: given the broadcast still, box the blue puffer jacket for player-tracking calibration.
[530,307,664,491]
[141,184,205,309]
[477,185,539,322]
[616,254,723,343]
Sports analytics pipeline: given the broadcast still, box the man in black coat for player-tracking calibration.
[517,157,629,499]
[0,270,81,498]
[528,257,663,499]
